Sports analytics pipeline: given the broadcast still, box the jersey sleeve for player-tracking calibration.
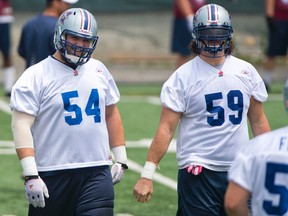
[248,64,268,102]
[160,71,186,113]
[97,61,120,106]
[10,66,42,116]
[228,152,253,192]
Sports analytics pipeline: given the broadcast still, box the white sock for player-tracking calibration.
[4,66,16,93]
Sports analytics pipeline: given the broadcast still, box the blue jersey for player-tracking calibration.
[18,14,57,68]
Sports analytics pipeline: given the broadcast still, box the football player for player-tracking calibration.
[225,79,288,215]
[133,4,271,215]
[10,8,128,215]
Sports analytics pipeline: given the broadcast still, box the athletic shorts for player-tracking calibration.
[0,23,11,57]
[171,18,192,56]
[267,20,288,57]
[176,167,228,216]
[28,166,114,216]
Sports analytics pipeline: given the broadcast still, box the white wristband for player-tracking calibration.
[141,161,158,180]
[20,156,38,176]
[111,146,127,164]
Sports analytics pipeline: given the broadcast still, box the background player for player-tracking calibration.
[10,8,127,215]
[171,0,206,68]
[134,4,270,215]
[261,0,288,92]
[18,0,78,69]
[225,78,288,216]
[0,0,15,96]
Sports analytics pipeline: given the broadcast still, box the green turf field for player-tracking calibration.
[0,83,287,216]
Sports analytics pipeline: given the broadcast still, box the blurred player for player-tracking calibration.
[171,0,206,68]
[225,79,288,216]
[0,0,15,96]
[18,0,78,69]
[10,8,128,215]
[134,4,271,215]
[262,0,288,92]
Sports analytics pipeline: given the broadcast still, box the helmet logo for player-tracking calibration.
[60,11,73,25]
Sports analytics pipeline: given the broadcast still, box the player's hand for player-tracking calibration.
[111,162,128,185]
[24,176,49,208]
[133,178,153,203]
[186,165,202,175]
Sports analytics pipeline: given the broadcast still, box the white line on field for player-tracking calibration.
[0,140,178,191]
[0,99,11,114]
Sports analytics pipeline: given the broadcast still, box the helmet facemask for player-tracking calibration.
[194,26,233,58]
[59,30,98,65]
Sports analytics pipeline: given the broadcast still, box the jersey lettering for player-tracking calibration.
[61,89,101,126]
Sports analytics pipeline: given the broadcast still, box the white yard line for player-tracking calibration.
[0,99,11,114]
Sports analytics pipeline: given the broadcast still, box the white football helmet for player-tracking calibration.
[54,8,98,65]
[192,4,233,58]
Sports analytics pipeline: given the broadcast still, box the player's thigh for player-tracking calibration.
[28,172,79,216]
[75,166,114,216]
[0,23,11,57]
[267,21,288,56]
[177,168,228,216]
[171,18,192,56]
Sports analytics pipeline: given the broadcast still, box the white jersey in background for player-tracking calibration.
[161,55,268,171]
[10,56,120,172]
[228,126,288,216]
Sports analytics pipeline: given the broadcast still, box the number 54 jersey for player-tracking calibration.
[10,56,120,172]
[161,55,268,171]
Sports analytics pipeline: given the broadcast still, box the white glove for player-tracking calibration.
[25,176,49,208]
[186,15,194,33]
[186,165,203,175]
[111,162,128,185]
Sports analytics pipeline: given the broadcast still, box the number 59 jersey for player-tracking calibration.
[10,56,120,172]
[161,55,268,170]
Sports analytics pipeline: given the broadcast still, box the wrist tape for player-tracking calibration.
[141,161,158,180]
[111,145,127,164]
[20,156,38,176]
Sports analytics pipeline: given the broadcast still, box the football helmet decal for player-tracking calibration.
[54,8,98,65]
[192,4,233,58]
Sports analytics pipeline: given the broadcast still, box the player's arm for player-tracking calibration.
[106,104,128,184]
[12,110,49,208]
[266,0,275,17]
[133,105,181,203]
[247,97,271,137]
[225,181,251,216]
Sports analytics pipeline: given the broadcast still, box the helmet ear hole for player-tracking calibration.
[192,4,233,58]
[54,8,98,65]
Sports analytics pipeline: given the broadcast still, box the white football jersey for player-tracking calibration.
[161,55,267,171]
[10,56,120,172]
[228,126,288,216]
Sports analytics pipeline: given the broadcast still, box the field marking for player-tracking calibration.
[0,99,11,114]
[0,140,178,192]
